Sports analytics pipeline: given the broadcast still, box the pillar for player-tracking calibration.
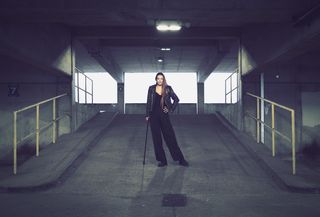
[117,82,124,114]
[197,82,204,114]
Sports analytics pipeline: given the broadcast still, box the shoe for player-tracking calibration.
[179,160,189,167]
[157,162,167,167]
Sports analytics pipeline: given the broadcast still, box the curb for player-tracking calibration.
[0,112,119,193]
[215,112,320,194]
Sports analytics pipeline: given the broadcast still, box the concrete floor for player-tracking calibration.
[0,114,320,217]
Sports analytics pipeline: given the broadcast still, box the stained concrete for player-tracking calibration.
[1,114,320,216]
[0,112,118,189]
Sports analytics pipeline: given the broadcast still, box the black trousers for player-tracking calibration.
[149,112,185,163]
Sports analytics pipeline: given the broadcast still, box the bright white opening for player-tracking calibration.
[204,72,233,103]
[125,72,197,103]
[75,71,93,104]
[84,72,117,103]
[79,89,86,104]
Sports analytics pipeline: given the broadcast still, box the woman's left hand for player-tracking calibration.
[163,106,169,113]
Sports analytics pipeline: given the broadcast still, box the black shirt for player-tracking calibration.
[153,92,162,116]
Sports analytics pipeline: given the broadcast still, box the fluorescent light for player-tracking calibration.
[156,24,181,31]
[156,21,182,31]
[161,48,171,51]
[168,25,181,31]
[157,57,164,62]
[156,24,170,31]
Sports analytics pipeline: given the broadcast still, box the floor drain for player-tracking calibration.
[162,194,187,207]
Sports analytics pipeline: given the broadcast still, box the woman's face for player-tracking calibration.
[156,75,164,86]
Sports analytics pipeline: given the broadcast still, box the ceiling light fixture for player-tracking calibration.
[160,48,171,51]
[157,57,164,63]
[156,20,182,32]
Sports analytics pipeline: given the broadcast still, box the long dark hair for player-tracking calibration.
[155,72,167,109]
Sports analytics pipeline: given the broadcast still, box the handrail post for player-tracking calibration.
[291,110,296,175]
[271,104,275,157]
[91,79,94,103]
[52,99,56,144]
[230,75,232,103]
[256,98,260,143]
[13,111,17,175]
[85,76,87,103]
[36,105,40,157]
[247,92,297,175]
[11,93,67,174]
[225,79,227,103]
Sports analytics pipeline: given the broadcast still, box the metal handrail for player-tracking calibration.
[75,67,93,104]
[225,69,239,103]
[246,92,296,175]
[13,93,68,174]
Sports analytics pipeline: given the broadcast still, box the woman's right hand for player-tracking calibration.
[145,117,149,122]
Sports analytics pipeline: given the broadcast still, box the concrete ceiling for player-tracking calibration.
[105,46,209,73]
[1,0,318,82]
[0,0,313,26]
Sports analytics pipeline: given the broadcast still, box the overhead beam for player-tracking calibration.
[82,40,123,82]
[72,26,240,40]
[0,41,71,77]
[197,49,226,82]
[100,38,220,47]
[88,52,122,82]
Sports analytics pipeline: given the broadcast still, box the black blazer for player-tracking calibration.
[145,84,180,117]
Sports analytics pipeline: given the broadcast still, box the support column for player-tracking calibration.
[238,37,244,131]
[70,37,77,132]
[117,82,124,114]
[197,82,204,114]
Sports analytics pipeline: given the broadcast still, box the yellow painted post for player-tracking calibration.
[52,99,56,144]
[256,98,260,143]
[291,110,296,175]
[271,104,275,157]
[36,105,40,157]
[13,112,17,175]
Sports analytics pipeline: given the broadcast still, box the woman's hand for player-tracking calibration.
[163,106,169,113]
[145,116,149,122]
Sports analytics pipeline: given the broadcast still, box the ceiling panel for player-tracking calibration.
[3,0,315,81]
[105,46,220,73]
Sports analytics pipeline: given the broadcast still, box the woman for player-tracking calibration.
[145,72,189,167]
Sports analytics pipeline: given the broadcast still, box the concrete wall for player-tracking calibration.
[205,103,242,128]
[122,103,242,118]
[0,23,72,76]
[124,104,197,115]
[242,68,300,155]
[0,33,112,162]
[0,23,107,162]
[0,22,74,161]
[72,39,114,131]
[73,104,114,130]
[0,55,71,161]
[241,14,320,76]
[242,54,320,155]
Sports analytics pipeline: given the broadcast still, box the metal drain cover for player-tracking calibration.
[162,194,187,207]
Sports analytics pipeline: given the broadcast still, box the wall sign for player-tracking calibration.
[8,84,19,97]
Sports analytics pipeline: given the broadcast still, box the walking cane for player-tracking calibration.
[143,118,149,165]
